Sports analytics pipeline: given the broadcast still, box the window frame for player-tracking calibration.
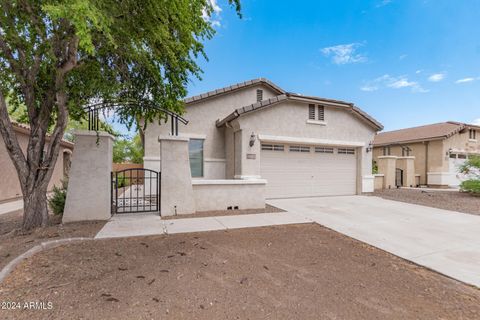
[289,145,311,153]
[188,138,204,178]
[338,148,355,155]
[261,144,284,151]
[256,89,263,102]
[315,146,334,154]
[470,129,477,140]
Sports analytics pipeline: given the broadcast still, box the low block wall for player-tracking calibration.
[192,179,266,212]
[373,174,384,190]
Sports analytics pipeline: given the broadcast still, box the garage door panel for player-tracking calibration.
[261,147,357,199]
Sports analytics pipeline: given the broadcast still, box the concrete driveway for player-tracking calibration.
[267,196,480,288]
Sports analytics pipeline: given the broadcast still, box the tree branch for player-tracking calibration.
[0,92,28,187]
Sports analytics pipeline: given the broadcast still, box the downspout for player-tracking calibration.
[425,141,429,186]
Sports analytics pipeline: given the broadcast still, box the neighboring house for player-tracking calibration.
[0,121,74,203]
[144,78,383,199]
[373,122,480,187]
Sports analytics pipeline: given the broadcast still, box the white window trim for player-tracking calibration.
[306,119,327,126]
[258,134,366,147]
[469,139,478,143]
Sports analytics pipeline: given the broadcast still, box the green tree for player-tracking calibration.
[113,133,143,164]
[0,0,241,230]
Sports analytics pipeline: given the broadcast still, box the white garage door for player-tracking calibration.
[260,144,357,199]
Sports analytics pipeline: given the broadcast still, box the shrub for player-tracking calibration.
[460,180,480,195]
[48,180,68,216]
[459,156,480,195]
[372,160,379,174]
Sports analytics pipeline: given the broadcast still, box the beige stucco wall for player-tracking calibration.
[144,84,279,178]
[373,128,480,186]
[63,131,112,222]
[0,129,73,203]
[233,100,376,189]
[374,140,442,186]
[192,180,266,212]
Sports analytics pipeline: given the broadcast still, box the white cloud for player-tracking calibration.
[376,0,392,7]
[428,73,446,82]
[455,77,475,84]
[415,70,422,74]
[321,43,367,65]
[361,74,428,93]
[399,54,407,60]
[202,0,222,27]
[472,118,480,125]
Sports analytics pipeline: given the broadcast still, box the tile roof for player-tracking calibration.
[373,122,467,146]
[10,120,74,148]
[216,93,383,131]
[184,78,285,104]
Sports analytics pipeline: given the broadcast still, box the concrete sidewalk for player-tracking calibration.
[95,212,312,239]
[0,199,23,216]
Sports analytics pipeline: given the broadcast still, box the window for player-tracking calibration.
[449,153,457,159]
[470,129,477,140]
[308,104,315,120]
[338,148,355,155]
[458,154,467,159]
[256,89,263,102]
[289,145,310,153]
[315,147,334,153]
[261,144,284,151]
[189,139,204,177]
[317,106,325,121]
[402,146,411,157]
[383,146,391,156]
[308,104,326,121]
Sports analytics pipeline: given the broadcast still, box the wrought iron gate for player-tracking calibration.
[395,168,403,188]
[111,169,160,214]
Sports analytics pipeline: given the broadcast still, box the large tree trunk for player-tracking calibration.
[22,185,49,229]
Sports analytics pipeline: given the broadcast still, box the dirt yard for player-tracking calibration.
[1,224,480,319]
[373,188,480,215]
[0,210,106,270]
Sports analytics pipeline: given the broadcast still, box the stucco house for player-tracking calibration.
[143,78,383,206]
[373,122,480,188]
[0,121,74,203]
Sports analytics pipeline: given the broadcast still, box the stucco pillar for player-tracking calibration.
[236,130,261,179]
[377,156,397,189]
[63,130,114,223]
[159,136,195,216]
[397,156,416,187]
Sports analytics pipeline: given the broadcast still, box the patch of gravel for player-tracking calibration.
[161,204,285,220]
[373,189,480,215]
[1,224,480,319]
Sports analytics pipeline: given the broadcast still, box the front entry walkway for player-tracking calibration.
[94,212,312,239]
[267,196,480,288]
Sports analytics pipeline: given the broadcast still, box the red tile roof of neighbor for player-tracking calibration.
[10,120,74,148]
[373,121,480,146]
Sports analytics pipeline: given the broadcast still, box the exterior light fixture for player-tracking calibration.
[249,132,256,147]
[366,141,373,153]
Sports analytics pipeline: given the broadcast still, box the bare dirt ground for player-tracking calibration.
[373,188,480,215]
[0,210,106,270]
[1,224,480,320]
[162,204,285,220]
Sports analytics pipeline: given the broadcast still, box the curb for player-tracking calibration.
[0,237,93,285]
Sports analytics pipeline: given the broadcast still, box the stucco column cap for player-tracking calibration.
[74,129,115,140]
[158,135,189,142]
[397,156,416,160]
[377,156,398,159]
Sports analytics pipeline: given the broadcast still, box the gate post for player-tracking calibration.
[63,130,115,222]
[377,156,398,189]
[158,135,195,216]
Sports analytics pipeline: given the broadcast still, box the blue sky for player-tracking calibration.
[186,0,480,131]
